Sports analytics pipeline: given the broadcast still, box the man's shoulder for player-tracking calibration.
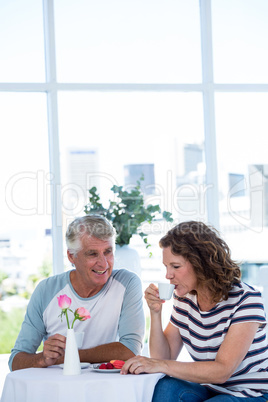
[111,268,141,287]
[37,270,70,288]
[30,271,72,313]
[33,271,71,300]
[112,268,139,280]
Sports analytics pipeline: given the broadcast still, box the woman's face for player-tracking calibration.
[162,246,198,297]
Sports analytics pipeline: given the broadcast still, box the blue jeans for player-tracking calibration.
[152,376,268,402]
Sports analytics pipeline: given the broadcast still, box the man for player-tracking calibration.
[9,215,145,371]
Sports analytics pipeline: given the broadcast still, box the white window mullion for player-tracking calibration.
[199,0,220,229]
[43,0,64,275]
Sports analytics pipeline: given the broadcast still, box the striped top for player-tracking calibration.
[171,282,268,397]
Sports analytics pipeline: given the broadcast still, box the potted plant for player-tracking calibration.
[84,176,173,266]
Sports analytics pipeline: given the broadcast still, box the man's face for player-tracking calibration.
[68,234,114,295]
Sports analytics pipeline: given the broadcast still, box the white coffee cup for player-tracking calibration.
[158,283,175,300]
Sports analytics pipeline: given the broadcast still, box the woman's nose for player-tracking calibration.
[165,267,174,280]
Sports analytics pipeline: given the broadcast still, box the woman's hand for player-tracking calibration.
[120,355,163,375]
[144,283,164,314]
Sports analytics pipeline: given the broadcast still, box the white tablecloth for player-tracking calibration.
[1,366,164,402]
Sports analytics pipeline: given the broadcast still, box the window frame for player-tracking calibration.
[1,0,268,274]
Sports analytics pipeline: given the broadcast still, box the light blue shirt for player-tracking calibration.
[9,269,145,371]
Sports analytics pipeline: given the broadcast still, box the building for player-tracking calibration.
[124,164,155,195]
[248,164,268,228]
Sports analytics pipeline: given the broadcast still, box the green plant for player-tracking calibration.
[84,176,173,251]
[0,307,43,353]
[0,307,26,353]
[0,270,8,285]
[39,258,52,278]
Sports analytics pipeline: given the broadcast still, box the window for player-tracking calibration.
[0,93,52,301]
[0,0,45,82]
[0,91,52,358]
[1,0,268,295]
[212,0,268,83]
[215,92,268,266]
[54,0,201,83]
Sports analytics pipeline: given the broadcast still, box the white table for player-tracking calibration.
[1,365,164,402]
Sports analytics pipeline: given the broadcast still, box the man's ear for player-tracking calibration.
[67,250,75,265]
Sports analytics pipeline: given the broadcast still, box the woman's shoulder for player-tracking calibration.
[230,281,262,296]
[173,292,198,311]
[227,281,264,307]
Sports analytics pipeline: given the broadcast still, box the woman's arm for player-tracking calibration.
[150,318,183,360]
[122,321,260,384]
[145,284,183,360]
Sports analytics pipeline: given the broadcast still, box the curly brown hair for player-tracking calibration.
[159,221,241,303]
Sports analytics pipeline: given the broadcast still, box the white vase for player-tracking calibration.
[114,244,142,276]
[63,329,81,375]
[75,331,84,349]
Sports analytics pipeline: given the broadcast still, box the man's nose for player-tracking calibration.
[97,253,108,266]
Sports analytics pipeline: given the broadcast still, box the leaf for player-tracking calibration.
[163,211,173,222]
[84,175,173,251]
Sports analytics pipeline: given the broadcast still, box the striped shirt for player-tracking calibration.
[171,282,268,397]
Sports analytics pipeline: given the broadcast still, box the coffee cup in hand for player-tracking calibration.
[158,283,175,300]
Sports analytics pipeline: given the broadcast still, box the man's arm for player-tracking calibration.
[12,352,46,371]
[116,271,145,355]
[12,339,135,371]
[11,333,66,371]
[9,280,49,371]
[79,342,135,363]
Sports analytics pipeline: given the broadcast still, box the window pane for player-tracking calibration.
[0,0,45,82]
[0,94,52,292]
[212,0,268,83]
[54,0,202,83]
[58,91,205,277]
[215,93,268,283]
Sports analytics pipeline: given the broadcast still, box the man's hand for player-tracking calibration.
[12,333,66,371]
[42,334,66,367]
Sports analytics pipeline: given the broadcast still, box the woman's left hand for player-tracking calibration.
[120,355,162,375]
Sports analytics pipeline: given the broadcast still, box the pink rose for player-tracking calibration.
[57,294,72,310]
[75,307,91,321]
[57,294,91,329]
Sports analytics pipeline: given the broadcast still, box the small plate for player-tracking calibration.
[58,362,90,369]
[91,364,121,373]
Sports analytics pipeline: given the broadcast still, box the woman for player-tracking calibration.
[121,221,268,401]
